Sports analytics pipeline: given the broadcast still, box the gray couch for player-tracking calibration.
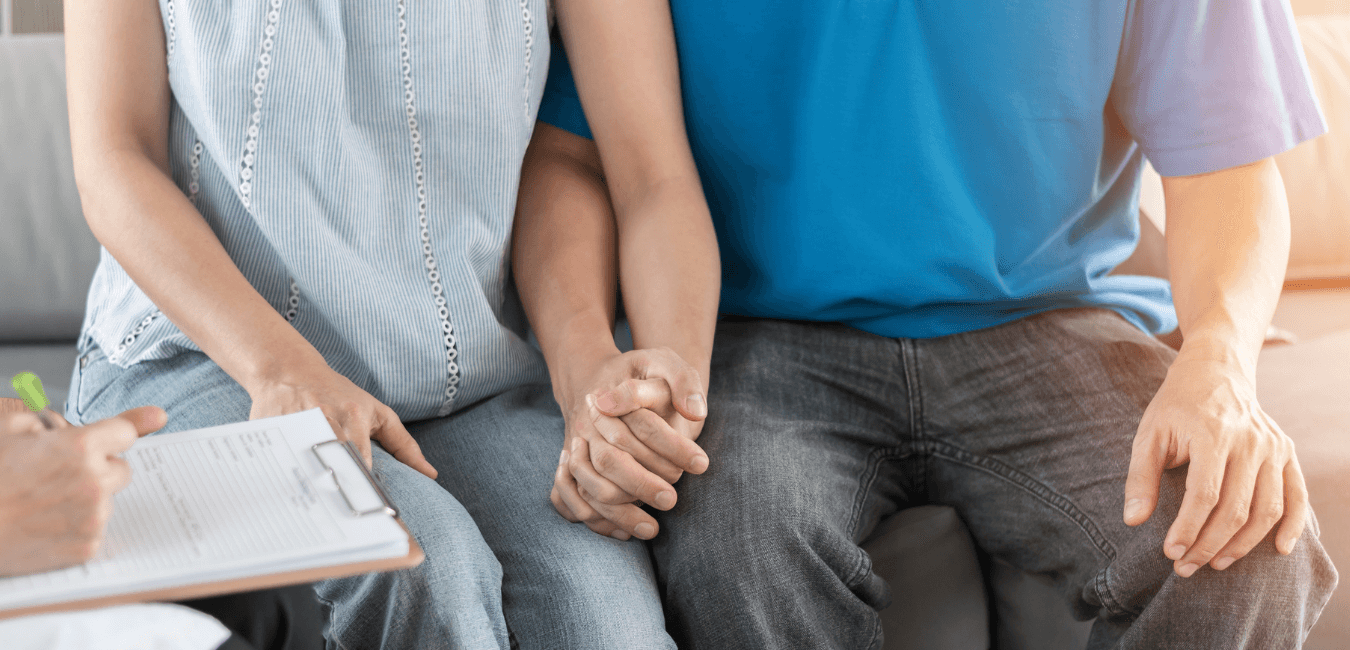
[3,33,1345,649]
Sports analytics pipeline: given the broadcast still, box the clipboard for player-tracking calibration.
[0,439,425,621]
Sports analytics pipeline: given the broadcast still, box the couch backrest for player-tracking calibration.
[0,35,101,342]
[1276,16,1350,282]
[1137,16,1350,286]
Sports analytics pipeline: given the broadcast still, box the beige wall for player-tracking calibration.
[1293,0,1350,14]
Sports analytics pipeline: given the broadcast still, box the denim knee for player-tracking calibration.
[316,448,508,649]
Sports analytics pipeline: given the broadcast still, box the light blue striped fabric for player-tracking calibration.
[80,0,551,419]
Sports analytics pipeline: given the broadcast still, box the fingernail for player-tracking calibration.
[1123,499,1145,522]
[571,437,583,452]
[690,454,709,473]
[635,523,656,539]
[1213,557,1235,570]
[686,394,707,418]
[610,530,630,541]
[1167,543,1187,560]
[560,450,570,465]
[1177,562,1200,578]
[596,393,619,413]
[1279,538,1296,555]
[654,491,676,510]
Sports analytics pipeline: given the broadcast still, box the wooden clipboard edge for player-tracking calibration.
[0,519,423,621]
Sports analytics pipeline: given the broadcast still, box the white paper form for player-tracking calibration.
[0,409,407,611]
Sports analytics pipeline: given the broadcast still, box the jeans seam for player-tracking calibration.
[1090,566,1138,619]
[899,339,929,498]
[314,592,348,650]
[930,441,1118,562]
[845,448,904,590]
[845,447,906,542]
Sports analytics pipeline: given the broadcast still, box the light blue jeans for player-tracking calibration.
[67,339,674,650]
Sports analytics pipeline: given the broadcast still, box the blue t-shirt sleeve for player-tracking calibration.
[1112,0,1326,177]
[538,39,594,140]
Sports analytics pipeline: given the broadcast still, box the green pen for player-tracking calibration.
[11,371,57,429]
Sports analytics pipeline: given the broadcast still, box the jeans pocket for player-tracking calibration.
[70,341,113,423]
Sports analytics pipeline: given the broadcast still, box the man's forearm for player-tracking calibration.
[1162,158,1290,379]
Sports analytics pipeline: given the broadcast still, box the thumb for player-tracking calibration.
[115,406,168,437]
[1123,427,1168,526]
[374,409,438,480]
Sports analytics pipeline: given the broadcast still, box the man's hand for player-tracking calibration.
[246,364,437,480]
[552,348,709,541]
[0,399,167,576]
[1124,357,1306,577]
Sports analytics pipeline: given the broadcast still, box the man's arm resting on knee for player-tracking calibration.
[1124,157,1307,577]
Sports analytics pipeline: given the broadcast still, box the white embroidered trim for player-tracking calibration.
[285,279,300,322]
[239,0,283,211]
[165,0,177,60]
[397,0,462,414]
[519,0,535,117]
[112,311,160,363]
[188,140,203,203]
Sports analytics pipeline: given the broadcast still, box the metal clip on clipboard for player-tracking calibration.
[311,439,399,518]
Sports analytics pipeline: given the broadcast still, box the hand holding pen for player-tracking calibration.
[1,374,168,574]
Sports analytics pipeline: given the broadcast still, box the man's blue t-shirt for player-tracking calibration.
[539,1,1324,338]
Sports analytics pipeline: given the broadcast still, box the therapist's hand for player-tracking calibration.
[552,348,709,540]
[0,399,166,576]
[246,365,437,479]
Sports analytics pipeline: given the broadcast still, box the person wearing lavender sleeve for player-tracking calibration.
[524,0,1338,647]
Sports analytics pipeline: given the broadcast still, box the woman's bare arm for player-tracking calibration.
[64,0,433,476]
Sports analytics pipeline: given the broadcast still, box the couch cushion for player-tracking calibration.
[865,505,989,650]
[0,35,100,342]
[1257,328,1350,649]
[1271,287,1350,342]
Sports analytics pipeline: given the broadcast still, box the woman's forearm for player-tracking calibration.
[65,0,326,393]
[513,124,622,407]
[76,152,327,390]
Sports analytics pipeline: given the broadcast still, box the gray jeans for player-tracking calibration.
[652,308,1337,649]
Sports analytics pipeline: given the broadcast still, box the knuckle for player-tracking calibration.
[1227,506,1249,528]
[1194,486,1222,509]
[593,448,621,472]
[594,484,626,505]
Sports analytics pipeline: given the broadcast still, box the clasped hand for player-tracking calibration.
[552,348,710,541]
[1125,356,1308,577]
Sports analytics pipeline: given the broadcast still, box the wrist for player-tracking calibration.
[1173,332,1258,382]
[234,341,331,395]
[542,313,622,411]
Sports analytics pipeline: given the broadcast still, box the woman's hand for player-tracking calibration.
[246,365,437,479]
[551,347,709,540]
